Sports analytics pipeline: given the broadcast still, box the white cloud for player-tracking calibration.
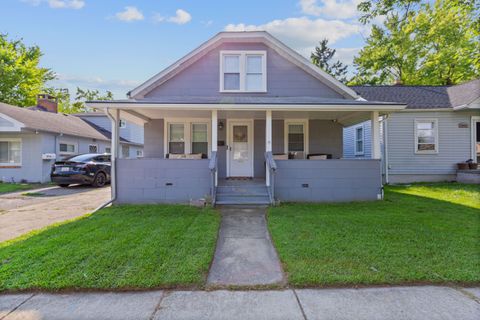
[153,9,192,25]
[225,17,362,57]
[299,0,360,19]
[115,6,144,22]
[21,0,85,9]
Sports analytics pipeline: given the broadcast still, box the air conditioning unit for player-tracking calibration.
[42,153,56,160]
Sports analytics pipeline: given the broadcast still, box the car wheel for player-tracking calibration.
[59,184,69,188]
[92,172,106,188]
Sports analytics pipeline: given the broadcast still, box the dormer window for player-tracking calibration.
[220,51,266,92]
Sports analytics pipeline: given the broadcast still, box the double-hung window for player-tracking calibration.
[0,139,21,165]
[220,51,266,92]
[355,126,364,155]
[191,123,208,155]
[168,123,185,154]
[285,121,308,159]
[415,119,438,153]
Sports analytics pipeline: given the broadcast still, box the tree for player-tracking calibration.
[311,39,349,83]
[0,34,55,106]
[71,87,113,113]
[350,0,480,85]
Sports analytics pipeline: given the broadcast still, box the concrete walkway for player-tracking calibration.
[207,206,284,287]
[0,286,478,319]
[0,186,110,242]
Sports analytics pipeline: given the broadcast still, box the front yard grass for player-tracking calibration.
[0,183,40,194]
[0,205,220,291]
[268,183,480,287]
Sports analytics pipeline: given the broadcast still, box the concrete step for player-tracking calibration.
[216,194,271,205]
[217,186,269,194]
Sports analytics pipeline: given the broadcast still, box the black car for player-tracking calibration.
[51,153,111,188]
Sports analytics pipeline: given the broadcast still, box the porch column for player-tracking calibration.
[266,110,272,186]
[211,110,218,185]
[371,111,381,159]
[109,108,120,201]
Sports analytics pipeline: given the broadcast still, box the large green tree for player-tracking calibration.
[351,0,480,85]
[311,39,349,83]
[0,34,55,106]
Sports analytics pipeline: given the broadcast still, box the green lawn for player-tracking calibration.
[0,183,40,194]
[268,183,480,287]
[0,205,220,291]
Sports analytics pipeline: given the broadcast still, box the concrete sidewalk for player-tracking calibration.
[1,286,478,320]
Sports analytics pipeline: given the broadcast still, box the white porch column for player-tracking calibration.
[211,110,218,185]
[266,110,272,186]
[371,111,381,159]
[109,108,120,201]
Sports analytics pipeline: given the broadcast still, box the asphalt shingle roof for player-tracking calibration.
[350,79,480,109]
[1,102,111,141]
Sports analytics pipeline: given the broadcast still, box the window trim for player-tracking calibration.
[354,124,365,156]
[59,141,77,156]
[219,50,267,93]
[163,118,211,158]
[0,138,22,166]
[284,119,309,158]
[414,118,439,154]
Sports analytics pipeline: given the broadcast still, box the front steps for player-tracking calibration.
[215,180,271,205]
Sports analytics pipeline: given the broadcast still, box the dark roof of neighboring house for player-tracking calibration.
[350,78,480,109]
[0,102,133,144]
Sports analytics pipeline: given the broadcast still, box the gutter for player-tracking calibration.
[380,115,390,184]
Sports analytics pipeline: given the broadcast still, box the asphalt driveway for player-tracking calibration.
[0,185,111,242]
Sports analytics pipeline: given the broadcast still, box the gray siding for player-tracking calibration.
[116,158,211,204]
[79,115,144,144]
[0,133,43,183]
[309,120,343,158]
[387,111,477,177]
[144,119,164,158]
[274,159,382,202]
[144,42,344,99]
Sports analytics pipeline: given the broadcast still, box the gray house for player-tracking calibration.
[344,79,480,183]
[88,31,405,205]
[0,96,143,183]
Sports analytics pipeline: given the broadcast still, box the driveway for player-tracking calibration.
[0,185,111,242]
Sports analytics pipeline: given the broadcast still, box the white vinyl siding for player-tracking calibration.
[220,51,267,93]
[0,138,21,165]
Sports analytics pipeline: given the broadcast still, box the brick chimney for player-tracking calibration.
[36,94,58,113]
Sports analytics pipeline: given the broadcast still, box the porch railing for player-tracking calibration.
[208,151,218,205]
[265,151,277,205]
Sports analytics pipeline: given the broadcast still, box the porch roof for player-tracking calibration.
[86,97,406,127]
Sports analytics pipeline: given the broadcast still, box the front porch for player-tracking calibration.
[101,106,389,205]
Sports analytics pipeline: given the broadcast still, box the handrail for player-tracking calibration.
[209,151,218,205]
[265,151,277,205]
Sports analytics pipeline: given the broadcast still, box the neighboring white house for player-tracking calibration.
[0,95,143,183]
[344,79,480,183]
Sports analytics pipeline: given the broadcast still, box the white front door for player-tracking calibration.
[228,120,253,177]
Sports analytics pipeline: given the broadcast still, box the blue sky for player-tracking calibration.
[2,0,370,98]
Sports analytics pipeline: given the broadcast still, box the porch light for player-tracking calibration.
[218,121,224,130]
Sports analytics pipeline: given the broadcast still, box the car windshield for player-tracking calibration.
[64,154,96,162]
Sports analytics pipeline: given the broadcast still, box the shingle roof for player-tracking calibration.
[350,79,480,109]
[0,102,110,140]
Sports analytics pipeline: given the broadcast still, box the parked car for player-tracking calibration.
[51,154,111,188]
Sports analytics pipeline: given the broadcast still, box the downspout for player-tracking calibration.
[380,115,390,184]
[105,107,119,205]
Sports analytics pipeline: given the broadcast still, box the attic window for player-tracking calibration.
[220,51,266,92]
